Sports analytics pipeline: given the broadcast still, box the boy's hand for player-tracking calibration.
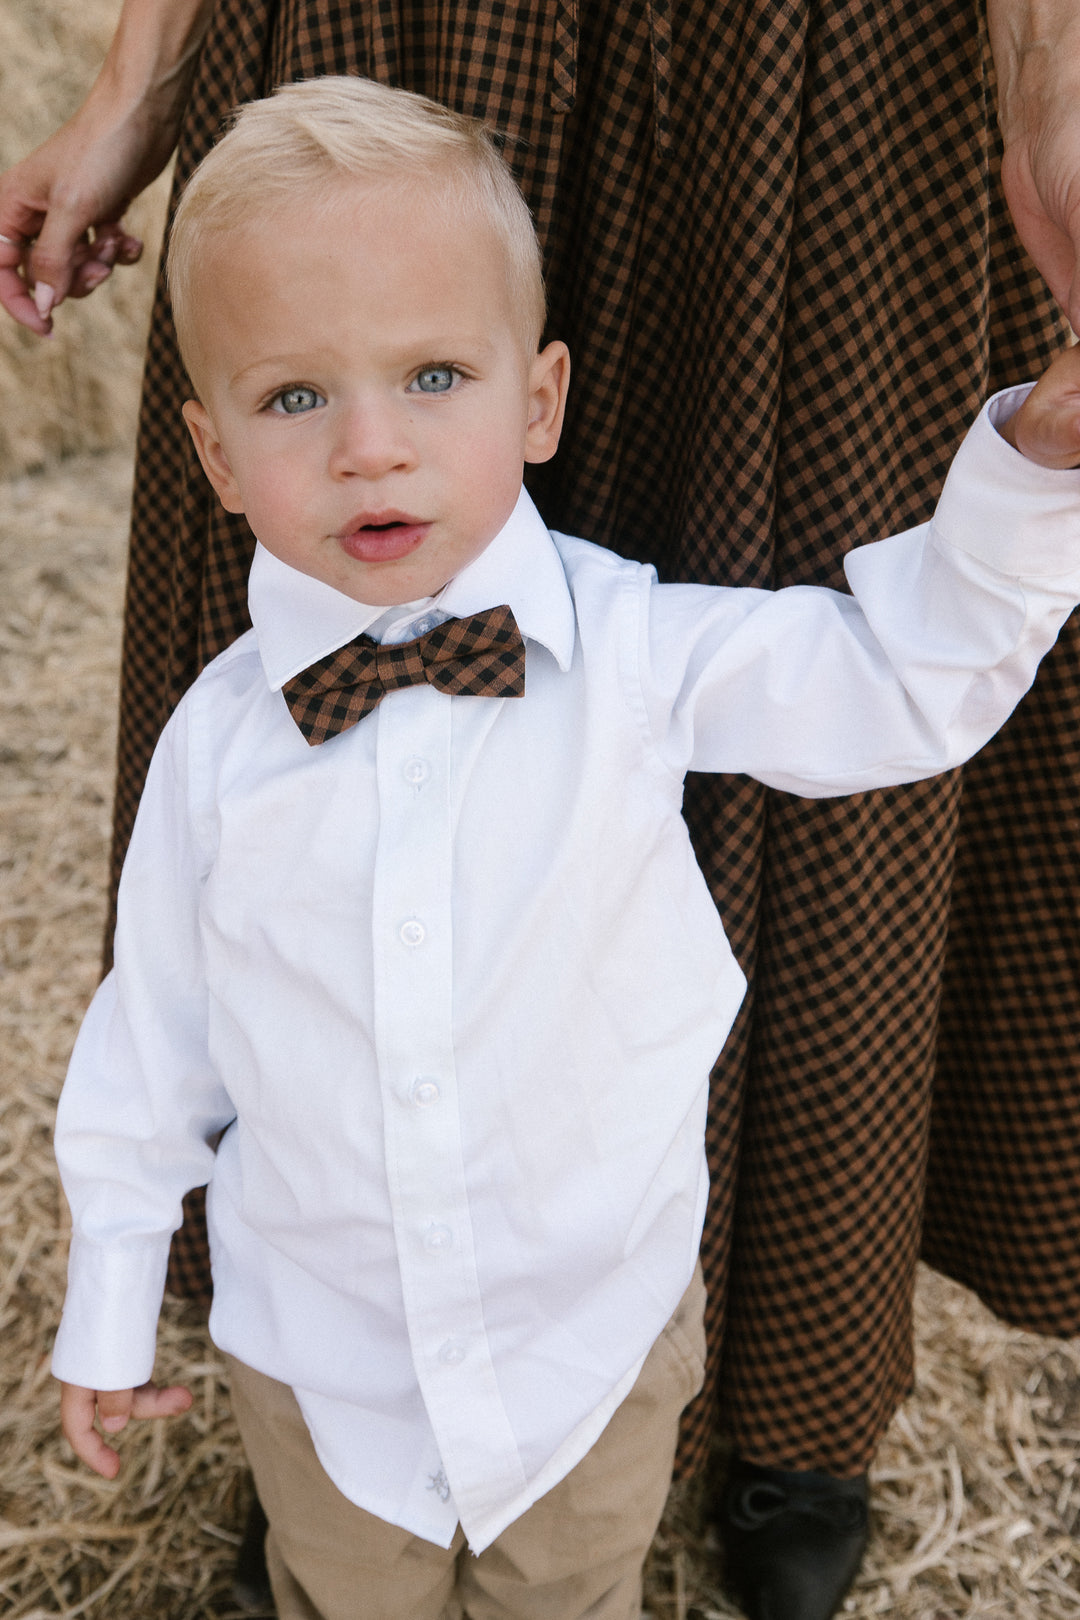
[1000,342,1080,468]
[60,1379,193,1479]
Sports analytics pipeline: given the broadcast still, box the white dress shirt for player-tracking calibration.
[53,389,1080,1551]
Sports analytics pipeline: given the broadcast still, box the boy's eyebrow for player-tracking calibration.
[226,331,506,390]
[227,353,329,388]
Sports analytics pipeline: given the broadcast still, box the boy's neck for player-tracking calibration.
[365,589,449,644]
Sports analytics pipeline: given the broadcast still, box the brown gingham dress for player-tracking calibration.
[112,0,1080,1479]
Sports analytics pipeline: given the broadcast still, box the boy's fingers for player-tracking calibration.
[79,1431,124,1479]
[59,1381,193,1479]
[129,1380,194,1420]
[59,1384,125,1479]
[98,1379,192,1429]
[97,1386,136,1433]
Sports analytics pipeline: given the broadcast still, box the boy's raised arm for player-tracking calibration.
[637,343,1080,796]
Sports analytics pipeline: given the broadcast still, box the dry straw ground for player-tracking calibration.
[1,0,1079,1615]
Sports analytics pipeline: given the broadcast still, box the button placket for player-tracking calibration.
[371,692,523,1500]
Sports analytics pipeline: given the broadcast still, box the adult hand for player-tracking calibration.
[999,341,1080,467]
[989,0,1080,331]
[1000,115,1080,335]
[60,1379,193,1479]
[0,115,155,335]
[0,0,214,333]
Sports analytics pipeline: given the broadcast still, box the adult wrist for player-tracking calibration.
[988,0,1080,146]
[87,0,215,145]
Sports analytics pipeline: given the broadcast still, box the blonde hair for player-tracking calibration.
[167,76,546,365]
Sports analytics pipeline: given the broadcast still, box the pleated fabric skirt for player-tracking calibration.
[113,0,1078,1476]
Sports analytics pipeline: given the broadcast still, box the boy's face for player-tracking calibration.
[181,179,569,605]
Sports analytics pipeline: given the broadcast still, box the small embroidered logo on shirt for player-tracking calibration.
[427,1468,451,1502]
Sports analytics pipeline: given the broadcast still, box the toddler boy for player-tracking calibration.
[52,75,1080,1620]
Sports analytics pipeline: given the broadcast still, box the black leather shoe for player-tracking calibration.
[718,1458,869,1620]
[232,1492,276,1615]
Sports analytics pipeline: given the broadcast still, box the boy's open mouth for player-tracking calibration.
[337,514,431,563]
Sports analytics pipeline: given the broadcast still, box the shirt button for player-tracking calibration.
[438,1339,467,1366]
[424,1224,453,1253]
[399,919,426,947]
[410,614,439,637]
[411,1078,440,1106]
[403,757,430,786]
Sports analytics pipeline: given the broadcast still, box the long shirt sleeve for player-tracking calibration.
[52,702,235,1391]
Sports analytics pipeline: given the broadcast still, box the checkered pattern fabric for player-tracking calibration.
[923,627,1080,1337]
[281,608,526,744]
[109,0,1077,1480]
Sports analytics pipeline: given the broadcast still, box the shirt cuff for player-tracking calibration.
[51,1234,169,1390]
[931,384,1080,578]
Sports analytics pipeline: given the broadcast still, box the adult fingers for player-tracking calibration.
[1002,342,1080,468]
[66,224,144,301]
[24,183,106,313]
[0,217,50,334]
[86,220,142,261]
[0,218,145,330]
[1068,259,1080,338]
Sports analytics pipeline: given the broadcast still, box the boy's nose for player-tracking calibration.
[329,401,417,479]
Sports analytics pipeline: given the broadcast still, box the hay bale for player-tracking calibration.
[0,0,169,477]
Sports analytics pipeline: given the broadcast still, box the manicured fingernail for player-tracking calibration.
[83,264,110,289]
[102,1414,128,1434]
[33,283,55,319]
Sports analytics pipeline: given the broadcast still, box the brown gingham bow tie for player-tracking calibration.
[282,604,526,744]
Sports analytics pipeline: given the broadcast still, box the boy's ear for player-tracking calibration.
[182,400,246,513]
[524,341,570,465]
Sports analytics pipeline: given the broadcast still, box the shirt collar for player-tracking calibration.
[249,487,576,691]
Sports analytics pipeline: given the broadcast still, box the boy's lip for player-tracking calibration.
[336,511,432,564]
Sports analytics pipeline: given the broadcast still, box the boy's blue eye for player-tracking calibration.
[413,366,455,394]
[272,386,322,414]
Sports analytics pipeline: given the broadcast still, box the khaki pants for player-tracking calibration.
[226,1265,705,1620]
